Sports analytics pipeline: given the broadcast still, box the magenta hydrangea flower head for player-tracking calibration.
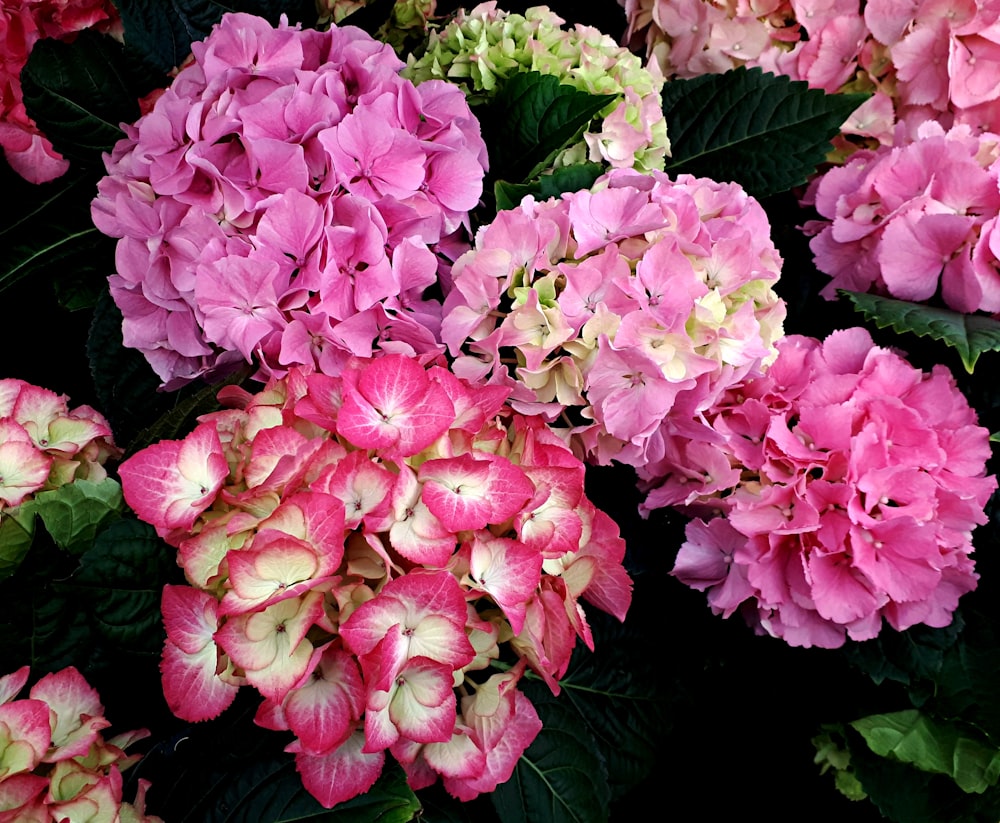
[440,167,786,470]
[92,12,488,388]
[117,354,632,807]
[661,327,997,649]
[403,2,669,172]
[803,121,1000,313]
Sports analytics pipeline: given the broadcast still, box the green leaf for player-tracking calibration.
[0,169,113,297]
[494,163,605,211]
[851,709,1000,794]
[840,618,963,689]
[198,756,420,823]
[54,518,175,652]
[661,66,868,198]
[492,695,610,823]
[114,0,315,76]
[840,289,1000,373]
[484,72,617,185]
[0,508,36,581]
[21,30,143,165]
[27,478,123,555]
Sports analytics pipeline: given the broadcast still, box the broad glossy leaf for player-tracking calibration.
[840,289,1000,373]
[21,31,142,165]
[0,507,35,580]
[492,696,609,823]
[27,478,123,555]
[852,709,1000,794]
[494,163,605,211]
[484,72,617,185]
[662,67,868,198]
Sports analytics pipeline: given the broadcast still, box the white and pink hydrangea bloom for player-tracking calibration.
[803,121,1000,313]
[117,353,633,807]
[0,378,120,513]
[440,167,786,472]
[0,665,161,822]
[660,327,996,649]
[92,12,488,388]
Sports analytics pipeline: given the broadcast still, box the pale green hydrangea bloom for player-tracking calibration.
[403,2,669,173]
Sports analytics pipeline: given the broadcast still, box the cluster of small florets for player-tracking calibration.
[0,665,160,822]
[92,12,488,388]
[803,122,1000,313]
[440,167,786,470]
[0,378,120,512]
[620,0,1000,148]
[403,2,669,172]
[318,0,437,51]
[0,0,121,183]
[117,354,631,807]
[661,328,997,649]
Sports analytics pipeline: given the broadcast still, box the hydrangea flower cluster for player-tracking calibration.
[0,665,160,822]
[661,328,997,649]
[117,354,632,807]
[92,12,488,388]
[803,121,1000,313]
[0,0,120,183]
[403,2,669,172]
[619,0,1000,148]
[0,378,120,513]
[319,0,437,52]
[440,167,786,471]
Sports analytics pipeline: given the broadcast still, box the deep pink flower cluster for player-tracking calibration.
[804,122,1000,313]
[0,665,159,822]
[0,0,120,183]
[0,378,120,512]
[619,0,1000,148]
[440,167,786,469]
[117,354,631,807]
[660,328,996,648]
[92,12,488,388]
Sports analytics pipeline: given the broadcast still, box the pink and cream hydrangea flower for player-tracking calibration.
[92,12,488,388]
[658,327,997,648]
[117,353,633,807]
[440,167,786,472]
[0,665,161,822]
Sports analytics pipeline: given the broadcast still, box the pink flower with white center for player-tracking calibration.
[120,355,632,806]
[663,328,996,648]
[92,12,488,386]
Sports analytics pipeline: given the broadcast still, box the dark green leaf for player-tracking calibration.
[492,695,610,823]
[0,168,114,297]
[662,66,868,198]
[494,163,605,211]
[852,710,1000,794]
[114,0,317,76]
[27,478,123,555]
[21,31,142,165]
[0,508,36,581]
[840,289,1000,373]
[56,518,175,652]
[198,755,419,823]
[484,72,617,185]
[840,619,963,689]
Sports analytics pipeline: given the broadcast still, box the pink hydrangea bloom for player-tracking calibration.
[0,665,160,822]
[118,354,632,806]
[440,167,786,470]
[620,0,1000,148]
[803,122,1000,313]
[0,0,120,183]
[658,328,996,648]
[92,12,488,388]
